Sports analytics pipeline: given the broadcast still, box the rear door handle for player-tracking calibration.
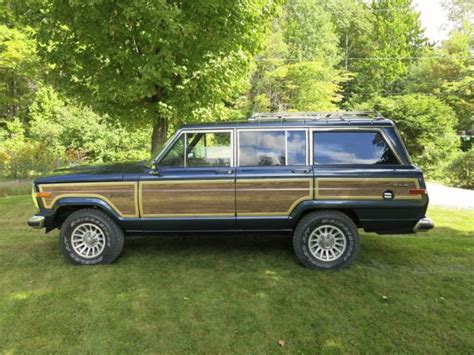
[291,169,311,174]
[215,169,234,175]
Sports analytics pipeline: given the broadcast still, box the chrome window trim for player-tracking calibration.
[236,128,309,167]
[310,127,404,166]
[155,128,235,168]
[393,128,413,165]
[155,125,403,168]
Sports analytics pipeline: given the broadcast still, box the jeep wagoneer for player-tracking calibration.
[28,112,433,269]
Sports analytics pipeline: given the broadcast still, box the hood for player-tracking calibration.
[34,161,149,185]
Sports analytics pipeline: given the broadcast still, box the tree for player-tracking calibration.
[345,0,426,103]
[284,0,340,65]
[443,0,474,26]
[322,0,373,71]
[404,22,473,131]
[249,0,347,112]
[15,0,280,155]
[0,24,38,122]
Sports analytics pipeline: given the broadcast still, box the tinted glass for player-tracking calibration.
[313,131,399,165]
[160,135,185,167]
[239,131,285,166]
[186,132,231,167]
[287,131,306,165]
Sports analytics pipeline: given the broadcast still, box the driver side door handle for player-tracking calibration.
[215,169,234,175]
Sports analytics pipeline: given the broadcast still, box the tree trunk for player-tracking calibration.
[150,118,168,158]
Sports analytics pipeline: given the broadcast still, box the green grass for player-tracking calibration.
[0,196,473,353]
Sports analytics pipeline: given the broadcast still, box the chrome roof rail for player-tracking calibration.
[248,111,383,121]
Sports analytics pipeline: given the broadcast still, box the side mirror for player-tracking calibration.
[151,160,160,175]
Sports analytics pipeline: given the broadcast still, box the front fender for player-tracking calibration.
[54,197,122,221]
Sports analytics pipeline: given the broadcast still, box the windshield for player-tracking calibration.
[150,131,180,165]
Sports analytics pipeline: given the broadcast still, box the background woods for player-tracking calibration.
[0,0,473,188]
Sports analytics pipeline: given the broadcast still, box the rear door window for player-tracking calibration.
[239,131,286,166]
[313,131,399,165]
[238,130,308,166]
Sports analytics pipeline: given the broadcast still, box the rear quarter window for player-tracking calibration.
[313,131,399,165]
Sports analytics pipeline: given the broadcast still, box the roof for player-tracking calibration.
[181,112,395,130]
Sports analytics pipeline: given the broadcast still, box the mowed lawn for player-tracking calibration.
[0,196,473,353]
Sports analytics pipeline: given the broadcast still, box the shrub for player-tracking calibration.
[29,86,150,164]
[0,119,60,178]
[0,87,150,179]
[448,149,474,189]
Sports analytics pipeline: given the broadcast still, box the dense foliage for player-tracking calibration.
[448,149,474,189]
[0,86,149,178]
[344,0,426,102]
[367,94,460,178]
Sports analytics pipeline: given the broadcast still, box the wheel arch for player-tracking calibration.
[51,197,122,229]
[290,201,361,229]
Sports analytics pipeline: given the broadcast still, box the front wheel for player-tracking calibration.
[293,211,360,270]
[60,208,124,265]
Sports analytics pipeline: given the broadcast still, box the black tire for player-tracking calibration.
[293,211,360,270]
[59,208,124,265]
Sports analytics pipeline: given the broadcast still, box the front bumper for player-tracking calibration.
[27,215,45,229]
[413,217,434,232]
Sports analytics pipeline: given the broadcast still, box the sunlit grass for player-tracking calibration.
[0,195,472,353]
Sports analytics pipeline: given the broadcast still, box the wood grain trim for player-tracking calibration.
[236,178,313,216]
[140,180,235,217]
[315,177,421,200]
[38,182,139,217]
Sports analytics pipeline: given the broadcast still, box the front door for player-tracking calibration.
[235,129,313,230]
[140,130,235,231]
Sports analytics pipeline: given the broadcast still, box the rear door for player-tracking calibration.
[311,128,427,233]
[140,129,235,231]
[235,128,313,230]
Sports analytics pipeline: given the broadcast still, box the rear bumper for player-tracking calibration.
[413,217,434,232]
[27,215,45,229]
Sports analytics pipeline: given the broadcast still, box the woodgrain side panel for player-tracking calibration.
[316,178,421,200]
[236,178,312,216]
[140,180,235,217]
[39,182,139,217]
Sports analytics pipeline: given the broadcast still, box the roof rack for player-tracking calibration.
[248,111,383,121]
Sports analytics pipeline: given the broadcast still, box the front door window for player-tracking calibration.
[159,131,232,167]
[186,132,232,167]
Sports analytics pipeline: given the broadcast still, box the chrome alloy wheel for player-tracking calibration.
[71,223,106,259]
[308,225,347,262]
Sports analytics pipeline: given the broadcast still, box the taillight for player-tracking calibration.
[409,188,427,195]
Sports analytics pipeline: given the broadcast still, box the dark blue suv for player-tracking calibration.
[28,112,433,269]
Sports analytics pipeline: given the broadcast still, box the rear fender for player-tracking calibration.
[289,199,427,233]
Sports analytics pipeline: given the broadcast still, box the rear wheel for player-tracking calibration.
[60,208,124,265]
[293,211,360,270]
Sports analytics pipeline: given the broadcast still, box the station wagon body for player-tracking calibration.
[28,112,433,269]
